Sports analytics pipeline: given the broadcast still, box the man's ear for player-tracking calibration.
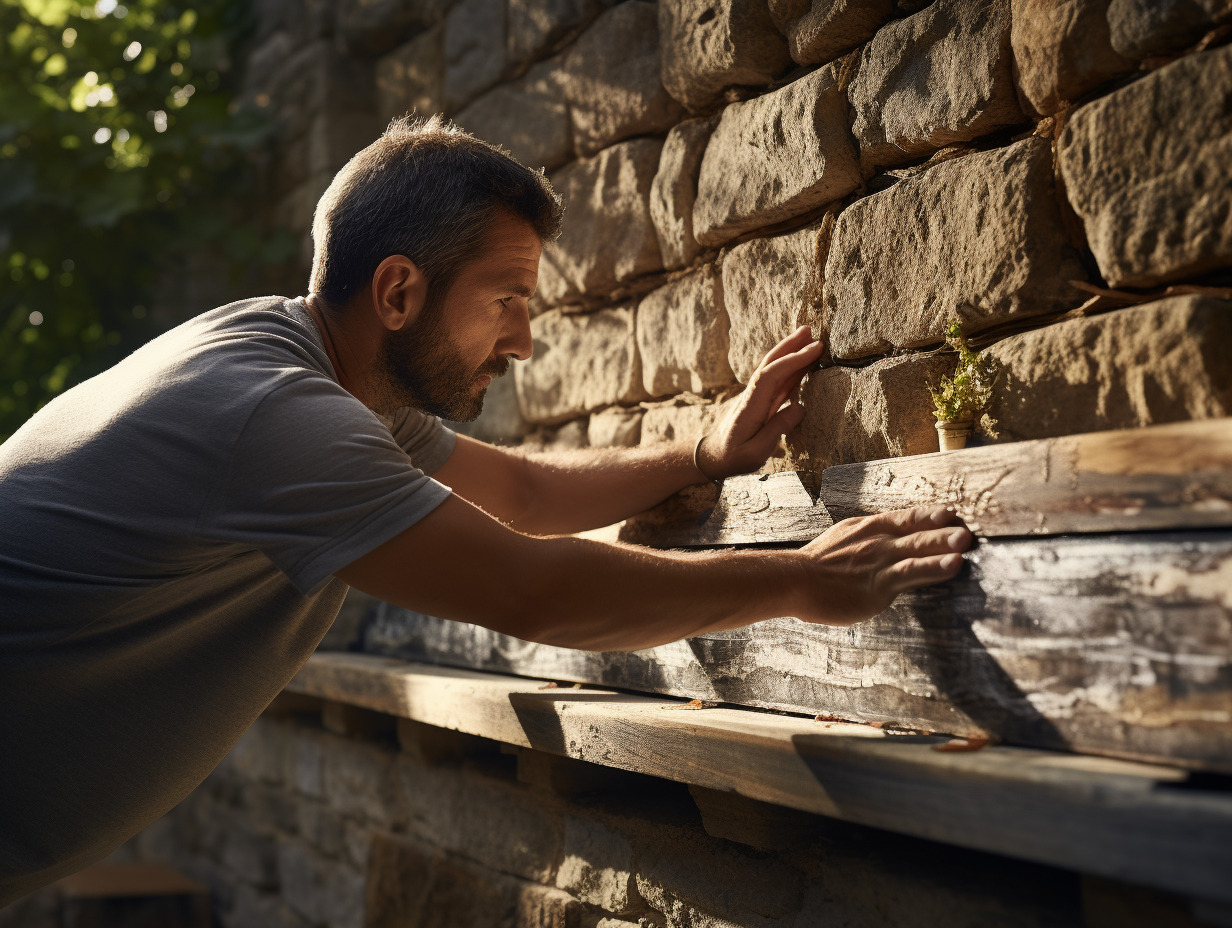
[370,255,428,332]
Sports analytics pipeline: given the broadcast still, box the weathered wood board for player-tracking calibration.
[289,654,1232,907]
[362,531,1232,772]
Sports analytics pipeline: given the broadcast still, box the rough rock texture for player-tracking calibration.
[1107,0,1232,58]
[1058,44,1232,288]
[659,0,792,113]
[587,407,644,447]
[375,26,445,120]
[516,305,647,423]
[444,0,507,111]
[337,0,448,56]
[694,62,861,246]
[640,402,721,446]
[1010,0,1133,116]
[637,266,736,397]
[722,217,830,383]
[849,0,1023,172]
[650,117,715,271]
[985,296,1232,442]
[507,0,606,67]
[823,137,1088,360]
[769,0,894,66]
[454,56,572,170]
[564,2,684,156]
[788,354,956,470]
[538,139,665,305]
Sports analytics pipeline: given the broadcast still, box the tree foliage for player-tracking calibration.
[0,0,290,441]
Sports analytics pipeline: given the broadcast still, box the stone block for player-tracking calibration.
[291,731,326,799]
[297,801,346,859]
[563,2,684,156]
[555,816,635,913]
[769,0,894,66]
[278,841,364,928]
[219,817,281,889]
[508,0,607,66]
[587,407,644,447]
[694,62,860,246]
[788,353,954,469]
[659,0,792,112]
[375,26,445,122]
[338,0,448,56]
[516,305,647,424]
[721,217,830,383]
[229,884,313,928]
[650,117,715,271]
[849,0,1023,172]
[637,266,735,397]
[321,738,405,826]
[1009,0,1133,116]
[822,138,1088,360]
[1107,0,1232,58]
[984,296,1232,442]
[444,0,507,111]
[639,402,720,446]
[455,55,572,170]
[224,718,292,787]
[539,139,664,304]
[1057,44,1232,288]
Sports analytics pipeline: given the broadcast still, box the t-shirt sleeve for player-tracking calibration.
[383,406,456,475]
[199,375,452,594]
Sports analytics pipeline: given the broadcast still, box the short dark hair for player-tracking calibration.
[309,115,563,308]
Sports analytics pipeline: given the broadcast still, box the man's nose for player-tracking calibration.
[498,307,533,361]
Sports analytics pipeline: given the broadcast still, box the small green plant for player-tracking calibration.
[928,320,1000,434]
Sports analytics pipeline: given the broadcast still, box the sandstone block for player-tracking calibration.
[984,296,1232,442]
[321,739,405,826]
[375,26,445,122]
[516,305,647,424]
[508,0,606,66]
[538,139,664,304]
[1107,0,1232,58]
[444,0,507,111]
[769,0,893,66]
[722,217,830,383]
[659,0,792,112]
[1010,0,1133,116]
[1057,44,1232,288]
[555,816,635,913]
[637,267,736,397]
[564,2,684,156]
[694,63,860,246]
[587,407,644,447]
[278,841,364,928]
[650,117,715,271]
[337,0,448,56]
[640,402,720,446]
[455,56,572,170]
[823,137,1088,360]
[788,354,955,470]
[849,0,1023,172]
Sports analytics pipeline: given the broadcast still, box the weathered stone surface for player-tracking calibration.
[1107,0,1232,58]
[455,56,572,170]
[508,0,607,66]
[444,0,507,111]
[769,0,894,66]
[516,305,647,424]
[1058,44,1232,288]
[538,139,664,304]
[277,841,365,928]
[788,354,956,470]
[849,0,1023,171]
[985,296,1232,443]
[337,0,448,56]
[587,407,644,447]
[650,117,715,271]
[823,137,1088,360]
[694,63,860,246]
[1010,0,1133,116]
[637,267,736,397]
[563,2,684,156]
[721,217,830,383]
[555,816,635,913]
[321,737,404,825]
[640,401,720,446]
[659,0,792,112]
[375,26,445,122]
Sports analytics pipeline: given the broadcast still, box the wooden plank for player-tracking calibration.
[362,531,1232,772]
[822,418,1232,536]
[287,653,1232,906]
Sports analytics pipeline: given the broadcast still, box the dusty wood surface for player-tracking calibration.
[288,653,1232,906]
[363,531,1232,772]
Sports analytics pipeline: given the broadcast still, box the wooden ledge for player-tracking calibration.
[288,652,1232,907]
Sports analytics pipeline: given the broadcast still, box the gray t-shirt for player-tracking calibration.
[0,295,455,903]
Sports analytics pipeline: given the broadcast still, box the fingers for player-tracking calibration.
[880,553,966,594]
[890,526,973,558]
[877,507,965,534]
[744,341,825,420]
[757,325,816,369]
[749,401,806,452]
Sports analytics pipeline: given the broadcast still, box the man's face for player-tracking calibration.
[374,212,541,420]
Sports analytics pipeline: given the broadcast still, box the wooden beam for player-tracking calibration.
[363,531,1232,773]
[286,653,1232,907]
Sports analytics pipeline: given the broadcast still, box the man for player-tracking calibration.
[0,116,971,904]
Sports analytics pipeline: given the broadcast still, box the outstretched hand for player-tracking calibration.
[696,325,825,480]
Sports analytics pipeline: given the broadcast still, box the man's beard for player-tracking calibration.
[373,294,509,422]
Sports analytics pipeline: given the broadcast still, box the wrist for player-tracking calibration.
[692,434,721,485]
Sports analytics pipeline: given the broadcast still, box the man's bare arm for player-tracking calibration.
[335,495,972,652]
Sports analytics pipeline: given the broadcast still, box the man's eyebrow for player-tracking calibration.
[507,283,536,298]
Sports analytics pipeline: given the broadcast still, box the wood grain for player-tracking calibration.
[287,653,1232,906]
[363,531,1232,772]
